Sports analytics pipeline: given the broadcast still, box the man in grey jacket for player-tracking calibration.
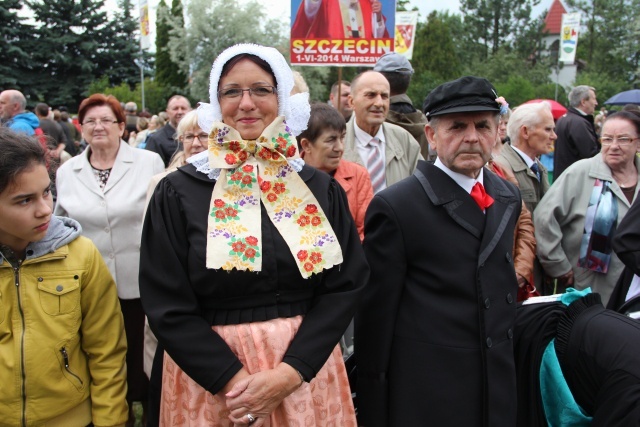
[342,70,422,194]
[495,102,555,215]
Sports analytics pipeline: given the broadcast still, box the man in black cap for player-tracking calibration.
[374,52,434,161]
[356,76,522,426]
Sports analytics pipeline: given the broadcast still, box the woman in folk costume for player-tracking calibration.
[139,43,368,426]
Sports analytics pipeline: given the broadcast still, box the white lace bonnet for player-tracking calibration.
[197,43,310,137]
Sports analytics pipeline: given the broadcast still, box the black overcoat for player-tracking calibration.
[356,160,521,426]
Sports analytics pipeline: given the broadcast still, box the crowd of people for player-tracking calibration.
[1,43,640,427]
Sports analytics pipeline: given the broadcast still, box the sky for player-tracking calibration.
[107,0,554,47]
[131,0,463,44]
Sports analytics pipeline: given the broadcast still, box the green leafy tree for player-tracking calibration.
[404,12,462,107]
[0,0,34,92]
[292,66,332,102]
[28,0,110,110]
[396,0,418,11]
[574,71,629,109]
[459,0,540,58]
[169,0,287,102]
[414,12,462,81]
[565,0,639,85]
[494,75,536,106]
[98,0,141,89]
[167,0,188,88]
[89,75,171,113]
[155,0,184,91]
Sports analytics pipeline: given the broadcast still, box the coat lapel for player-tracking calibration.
[73,149,104,197]
[344,118,365,167]
[478,170,518,265]
[417,162,485,240]
[382,124,405,167]
[103,141,133,193]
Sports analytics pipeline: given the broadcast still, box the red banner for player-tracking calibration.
[290,0,396,66]
[291,38,393,65]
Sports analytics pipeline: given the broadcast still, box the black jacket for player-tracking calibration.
[140,163,368,394]
[515,294,640,427]
[356,161,521,426]
[145,123,178,167]
[553,107,599,180]
[609,194,640,310]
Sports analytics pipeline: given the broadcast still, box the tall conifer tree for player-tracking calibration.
[28,0,110,109]
[99,0,141,89]
[0,0,34,92]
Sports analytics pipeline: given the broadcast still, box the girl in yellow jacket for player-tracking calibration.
[0,128,128,427]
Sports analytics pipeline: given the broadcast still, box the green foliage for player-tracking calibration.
[0,0,34,92]
[167,0,188,88]
[88,76,171,114]
[292,66,332,102]
[171,0,287,102]
[155,0,184,90]
[3,0,146,110]
[406,71,446,111]
[27,0,111,110]
[396,0,418,11]
[574,71,630,107]
[565,0,639,85]
[413,12,462,81]
[460,0,539,58]
[98,0,141,89]
[494,76,536,106]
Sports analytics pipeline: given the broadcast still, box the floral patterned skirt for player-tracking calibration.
[160,315,357,426]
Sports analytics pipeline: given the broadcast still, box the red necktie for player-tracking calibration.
[470,182,494,210]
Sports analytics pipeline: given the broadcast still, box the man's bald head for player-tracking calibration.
[0,90,27,121]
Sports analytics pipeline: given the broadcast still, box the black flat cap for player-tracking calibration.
[423,76,500,118]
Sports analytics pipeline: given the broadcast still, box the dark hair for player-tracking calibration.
[35,103,50,117]
[218,54,277,89]
[330,80,351,95]
[380,71,411,96]
[0,128,47,194]
[78,93,126,125]
[604,110,640,135]
[622,104,640,113]
[297,103,346,147]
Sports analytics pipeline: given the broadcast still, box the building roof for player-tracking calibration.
[544,0,568,35]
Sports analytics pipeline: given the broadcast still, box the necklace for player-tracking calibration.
[614,174,637,188]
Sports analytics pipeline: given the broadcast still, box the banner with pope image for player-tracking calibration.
[290,0,396,66]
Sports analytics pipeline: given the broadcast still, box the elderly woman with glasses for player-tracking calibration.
[140,44,367,426]
[534,110,640,305]
[54,94,165,426]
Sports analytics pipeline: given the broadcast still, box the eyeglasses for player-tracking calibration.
[600,136,639,146]
[82,118,119,128]
[218,86,276,100]
[183,132,208,142]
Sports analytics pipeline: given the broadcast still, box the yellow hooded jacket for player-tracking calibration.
[0,216,128,427]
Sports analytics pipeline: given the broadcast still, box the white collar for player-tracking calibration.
[353,119,385,148]
[187,150,304,180]
[511,145,535,168]
[434,157,484,194]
